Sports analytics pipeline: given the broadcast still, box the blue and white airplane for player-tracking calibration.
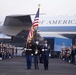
[38,15,76,39]
[0,15,76,39]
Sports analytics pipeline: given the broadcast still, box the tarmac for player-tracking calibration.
[0,56,76,75]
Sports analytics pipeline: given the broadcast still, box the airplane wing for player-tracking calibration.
[0,15,32,36]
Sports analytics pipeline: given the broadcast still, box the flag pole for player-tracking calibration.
[38,4,40,8]
[34,4,40,42]
[36,4,40,31]
[27,4,40,43]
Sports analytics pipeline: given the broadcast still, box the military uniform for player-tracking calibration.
[71,48,76,65]
[25,42,33,69]
[33,42,40,70]
[1,44,5,59]
[38,45,43,63]
[42,41,50,70]
[0,44,2,60]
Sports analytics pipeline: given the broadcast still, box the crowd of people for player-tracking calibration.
[0,43,16,60]
[24,40,51,70]
[60,45,76,65]
[0,40,51,70]
[0,39,76,70]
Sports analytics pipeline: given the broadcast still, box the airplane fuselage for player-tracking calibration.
[0,15,76,36]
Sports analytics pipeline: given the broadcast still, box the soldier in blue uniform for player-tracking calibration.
[33,41,40,70]
[39,44,43,63]
[25,40,33,69]
[42,40,50,70]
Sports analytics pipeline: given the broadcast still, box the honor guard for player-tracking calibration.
[1,44,5,59]
[38,44,43,63]
[6,44,9,59]
[3,44,6,59]
[33,41,40,70]
[71,45,76,65]
[0,44,2,60]
[42,40,50,70]
[25,40,33,69]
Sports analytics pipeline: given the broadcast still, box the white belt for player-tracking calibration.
[24,48,26,50]
[42,49,44,51]
[42,49,47,51]
[27,49,32,51]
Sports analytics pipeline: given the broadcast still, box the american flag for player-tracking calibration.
[27,6,40,42]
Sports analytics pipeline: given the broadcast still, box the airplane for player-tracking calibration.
[38,15,76,39]
[0,15,32,40]
[0,15,76,43]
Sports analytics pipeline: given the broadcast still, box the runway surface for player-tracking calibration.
[0,56,76,75]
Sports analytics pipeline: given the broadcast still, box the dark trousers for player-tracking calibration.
[43,55,49,70]
[71,56,75,64]
[34,55,39,69]
[2,53,5,59]
[6,53,9,59]
[26,55,32,69]
[39,55,43,63]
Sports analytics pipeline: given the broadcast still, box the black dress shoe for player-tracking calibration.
[44,67,48,70]
[27,67,29,69]
[44,68,46,70]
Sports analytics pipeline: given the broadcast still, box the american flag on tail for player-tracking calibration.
[27,5,40,42]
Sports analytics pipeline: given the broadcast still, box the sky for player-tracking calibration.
[0,0,76,16]
[0,0,76,37]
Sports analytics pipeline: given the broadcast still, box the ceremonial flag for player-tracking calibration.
[27,4,40,42]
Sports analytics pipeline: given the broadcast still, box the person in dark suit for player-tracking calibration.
[25,40,33,69]
[42,40,50,70]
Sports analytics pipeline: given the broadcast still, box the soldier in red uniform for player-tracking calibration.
[25,40,33,69]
